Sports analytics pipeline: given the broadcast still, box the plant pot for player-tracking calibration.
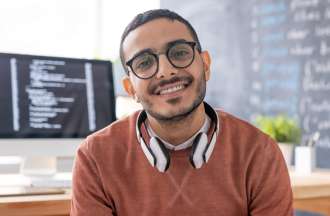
[278,143,294,167]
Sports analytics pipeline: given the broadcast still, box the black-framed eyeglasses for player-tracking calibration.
[125,41,197,79]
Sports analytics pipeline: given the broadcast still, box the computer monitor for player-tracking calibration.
[0,53,116,177]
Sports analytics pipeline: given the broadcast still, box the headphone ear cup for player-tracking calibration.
[150,137,170,172]
[204,130,217,163]
[190,132,208,169]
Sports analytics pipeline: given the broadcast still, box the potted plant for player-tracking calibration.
[254,115,301,166]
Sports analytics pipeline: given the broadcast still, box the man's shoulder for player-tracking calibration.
[216,109,261,134]
[79,110,140,154]
[91,111,140,138]
[216,109,274,148]
[215,109,281,168]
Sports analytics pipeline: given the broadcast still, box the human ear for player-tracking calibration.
[122,76,138,101]
[200,51,211,81]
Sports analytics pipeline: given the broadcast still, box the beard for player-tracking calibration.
[137,70,207,122]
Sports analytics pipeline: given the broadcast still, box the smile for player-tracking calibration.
[154,81,190,95]
[160,84,185,95]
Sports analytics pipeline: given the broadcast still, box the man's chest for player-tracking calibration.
[106,161,248,216]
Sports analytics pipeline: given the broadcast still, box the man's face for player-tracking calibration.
[122,18,211,121]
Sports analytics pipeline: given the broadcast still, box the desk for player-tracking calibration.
[291,170,330,216]
[0,190,71,216]
[0,171,330,216]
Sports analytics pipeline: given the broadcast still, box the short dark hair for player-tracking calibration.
[119,9,202,75]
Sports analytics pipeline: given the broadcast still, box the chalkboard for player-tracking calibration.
[161,0,330,169]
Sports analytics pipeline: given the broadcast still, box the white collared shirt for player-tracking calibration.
[146,114,211,151]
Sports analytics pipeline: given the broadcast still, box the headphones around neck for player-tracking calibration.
[136,102,219,172]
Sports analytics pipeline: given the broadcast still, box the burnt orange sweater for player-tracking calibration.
[71,110,293,216]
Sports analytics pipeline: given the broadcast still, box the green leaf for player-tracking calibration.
[254,114,301,144]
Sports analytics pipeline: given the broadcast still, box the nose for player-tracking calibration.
[155,54,178,79]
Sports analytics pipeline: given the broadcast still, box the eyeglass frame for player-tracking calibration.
[125,40,198,79]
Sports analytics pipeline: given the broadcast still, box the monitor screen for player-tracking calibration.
[0,53,116,138]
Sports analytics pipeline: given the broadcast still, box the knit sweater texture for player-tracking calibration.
[71,110,293,216]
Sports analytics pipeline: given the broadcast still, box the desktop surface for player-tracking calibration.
[0,172,72,188]
[1,170,330,216]
[0,186,65,197]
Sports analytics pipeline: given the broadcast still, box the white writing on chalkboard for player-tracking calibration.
[318,121,330,130]
[293,10,321,22]
[315,25,330,37]
[290,0,319,11]
[290,44,314,56]
[320,40,330,55]
[287,29,310,40]
[303,76,330,91]
[305,60,330,76]
[324,7,330,19]
[248,0,330,153]
[300,98,330,113]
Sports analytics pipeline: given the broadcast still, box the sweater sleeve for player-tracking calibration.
[71,140,116,216]
[247,137,293,216]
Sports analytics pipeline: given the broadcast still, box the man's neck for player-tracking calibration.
[147,103,205,145]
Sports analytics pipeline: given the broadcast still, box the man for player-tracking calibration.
[71,9,293,216]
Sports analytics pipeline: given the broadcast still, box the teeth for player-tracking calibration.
[159,85,185,95]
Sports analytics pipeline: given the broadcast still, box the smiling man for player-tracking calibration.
[71,9,293,216]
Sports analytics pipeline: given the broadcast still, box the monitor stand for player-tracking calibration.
[20,156,72,188]
[20,156,57,176]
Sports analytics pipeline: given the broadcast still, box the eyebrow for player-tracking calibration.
[166,39,189,48]
[127,48,154,64]
[127,39,190,63]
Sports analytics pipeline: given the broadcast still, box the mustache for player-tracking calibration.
[148,75,193,94]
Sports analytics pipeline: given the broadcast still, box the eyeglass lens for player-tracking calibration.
[131,42,194,79]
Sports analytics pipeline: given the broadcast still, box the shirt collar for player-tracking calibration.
[146,114,211,151]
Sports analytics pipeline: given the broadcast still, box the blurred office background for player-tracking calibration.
[0,1,329,215]
[0,0,158,172]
